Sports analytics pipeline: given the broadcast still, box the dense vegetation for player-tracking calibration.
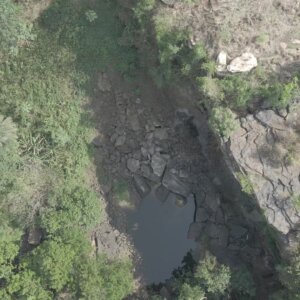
[0,0,134,298]
[1,0,300,299]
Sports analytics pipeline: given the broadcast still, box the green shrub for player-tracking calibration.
[209,107,238,138]
[7,270,52,300]
[195,254,231,296]
[0,219,22,281]
[40,185,103,235]
[220,76,253,109]
[236,172,254,195]
[197,76,224,107]
[0,0,34,53]
[275,252,300,299]
[260,77,299,108]
[85,10,98,23]
[25,240,76,292]
[134,0,156,24]
[76,256,134,300]
[231,266,256,299]
[178,283,206,300]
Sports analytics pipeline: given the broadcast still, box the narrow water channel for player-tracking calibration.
[128,190,195,284]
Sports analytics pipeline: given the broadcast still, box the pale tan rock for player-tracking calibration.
[227,52,258,73]
[216,51,227,72]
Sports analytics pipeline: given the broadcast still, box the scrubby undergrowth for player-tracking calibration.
[0,0,135,298]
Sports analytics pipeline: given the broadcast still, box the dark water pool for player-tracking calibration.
[128,190,195,284]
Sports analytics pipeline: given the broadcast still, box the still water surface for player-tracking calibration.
[128,191,195,284]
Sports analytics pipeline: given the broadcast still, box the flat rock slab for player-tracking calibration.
[162,170,190,197]
[151,154,167,177]
[134,175,150,197]
[155,184,169,202]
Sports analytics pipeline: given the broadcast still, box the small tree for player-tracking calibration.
[209,107,238,139]
[178,283,206,300]
[25,240,76,292]
[195,254,231,296]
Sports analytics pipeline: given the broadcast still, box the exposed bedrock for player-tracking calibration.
[225,107,300,256]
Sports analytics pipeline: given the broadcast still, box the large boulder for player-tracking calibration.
[134,175,150,197]
[227,53,257,73]
[162,170,190,197]
[127,158,140,173]
[151,154,167,177]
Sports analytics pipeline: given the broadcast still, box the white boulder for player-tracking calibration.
[227,52,257,73]
[216,51,227,72]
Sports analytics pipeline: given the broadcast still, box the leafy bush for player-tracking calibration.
[76,256,134,300]
[195,254,231,296]
[85,10,98,23]
[134,0,156,24]
[40,185,103,235]
[24,240,76,291]
[231,266,256,299]
[197,76,224,107]
[209,107,238,138]
[178,283,205,300]
[0,219,22,281]
[275,252,300,299]
[236,172,254,195]
[260,77,299,108]
[0,0,34,53]
[0,1,135,298]
[220,76,253,109]
[6,270,52,300]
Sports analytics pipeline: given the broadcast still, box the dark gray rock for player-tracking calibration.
[133,175,150,197]
[140,164,161,183]
[206,223,229,247]
[154,128,168,140]
[196,207,209,222]
[92,136,102,147]
[115,135,126,147]
[155,184,169,202]
[151,154,167,177]
[229,225,248,240]
[127,158,140,173]
[129,114,140,131]
[162,170,190,197]
[187,222,204,239]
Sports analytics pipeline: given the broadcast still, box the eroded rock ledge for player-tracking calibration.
[226,106,300,255]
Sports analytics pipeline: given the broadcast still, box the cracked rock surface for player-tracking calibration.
[228,107,300,249]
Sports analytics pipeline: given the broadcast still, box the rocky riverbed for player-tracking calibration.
[90,69,278,297]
